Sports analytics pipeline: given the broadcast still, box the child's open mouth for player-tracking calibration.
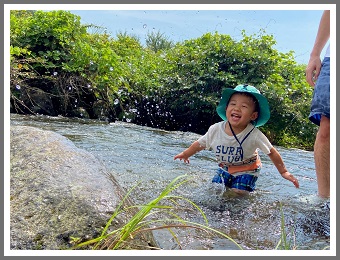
[231,113,241,121]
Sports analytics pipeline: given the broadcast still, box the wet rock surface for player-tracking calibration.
[10,125,156,250]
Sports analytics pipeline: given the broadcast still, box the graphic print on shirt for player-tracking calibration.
[215,145,243,163]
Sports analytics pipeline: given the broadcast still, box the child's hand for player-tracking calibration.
[174,152,190,164]
[281,171,299,188]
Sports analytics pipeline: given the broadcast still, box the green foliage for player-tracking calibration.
[260,61,317,149]
[9,10,318,150]
[11,10,87,75]
[145,30,174,52]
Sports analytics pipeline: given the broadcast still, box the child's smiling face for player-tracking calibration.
[226,93,259,130]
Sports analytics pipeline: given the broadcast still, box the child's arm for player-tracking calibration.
[174,140,206,164]
[267,147,300,188]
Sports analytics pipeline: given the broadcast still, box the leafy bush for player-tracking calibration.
[9,10,318,150]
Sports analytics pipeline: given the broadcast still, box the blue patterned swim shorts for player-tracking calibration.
[212,168,258,192]
[309,57,330,126]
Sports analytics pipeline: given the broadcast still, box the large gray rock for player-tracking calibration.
[10,125,156,250]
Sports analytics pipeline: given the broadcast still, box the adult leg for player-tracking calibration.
[314,115,330,198]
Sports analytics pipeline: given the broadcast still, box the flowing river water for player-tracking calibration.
[9,113,331,251]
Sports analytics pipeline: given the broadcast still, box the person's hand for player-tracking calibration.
[174,152,190,163]
[281,171,299,188]
[305,56,322,87]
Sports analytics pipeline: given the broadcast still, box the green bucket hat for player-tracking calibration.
[216,84,270,127]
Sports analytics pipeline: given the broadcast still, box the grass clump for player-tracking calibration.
[70,174,243,250]
[275,202,297,250]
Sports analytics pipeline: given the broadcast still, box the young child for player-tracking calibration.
[174,84,300,196]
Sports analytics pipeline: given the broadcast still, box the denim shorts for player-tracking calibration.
[212,168,258,192]
[309,57,330,126]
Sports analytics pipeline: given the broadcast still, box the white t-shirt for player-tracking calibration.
[325,43,330,57]
[198,121,273,167]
